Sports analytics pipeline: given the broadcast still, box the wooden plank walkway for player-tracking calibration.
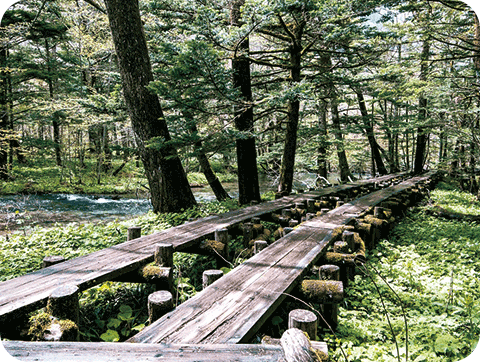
[0,173,406,325]
[2,340,288,362]
[127,172,435,345]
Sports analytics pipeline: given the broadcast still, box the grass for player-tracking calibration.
[325,183,480,362]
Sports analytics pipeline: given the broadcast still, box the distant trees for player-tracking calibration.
[1,0,480,200]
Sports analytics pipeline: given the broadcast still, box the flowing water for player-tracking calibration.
[0,172,367,234]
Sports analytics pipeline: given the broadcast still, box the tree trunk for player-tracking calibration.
[357,93,387,174]
[317,99,328,179]
[45,38,62,167]
[187,114,231,201]
[414,33,430,174]
[0,48,9,179]
[231,0,261,204]
[104,0,196,213]
[277,17,305,193]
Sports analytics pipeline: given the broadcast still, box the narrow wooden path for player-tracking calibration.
[0,173,405,326]
[127,172,435,345]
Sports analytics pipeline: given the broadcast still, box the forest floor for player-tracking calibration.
[1,175,478,361]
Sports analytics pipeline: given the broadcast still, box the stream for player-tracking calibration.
[0,172,367,234]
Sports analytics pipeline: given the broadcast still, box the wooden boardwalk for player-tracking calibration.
[127,172,435,345]
[0,173,406,326]
[1,172,437,361]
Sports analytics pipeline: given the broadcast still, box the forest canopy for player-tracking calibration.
[1,0,480,211]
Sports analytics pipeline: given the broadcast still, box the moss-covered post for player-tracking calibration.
[154,243,174,267]
[215,228,229,266]
[319,265,340,329]
[307,199,316,213]
[46,285,80,341]
[202,269,224,289]
[127,226,141,241]
[280,328,322,362]
[242,222,253,247]
[148,290,173,324]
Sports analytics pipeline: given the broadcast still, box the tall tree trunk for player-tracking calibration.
[414,29,431,174]
[357,92,387,174]
[104,0,196,213]
[317,99,328,179]
[186,113,231,201]
[0,48,9,179]
[45,38,62,167]
[331,94,352,183]
[231,0,261,204]
[277,16,305,193]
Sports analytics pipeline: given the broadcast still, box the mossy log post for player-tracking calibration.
[254,240,268,254]
[280,328,323,362]
[333,241,349,254]
[45,285,80,341]
[319,252,356,288]
[284,227,294,235]
[354,220,374,250]
[42,256,65,268]
[288,309,317,341]
[242,222,253,247]
[307,199,316,213]
[148,290,173,324]
[289,219,299,227]
[154,243,173,267]
[127,226,141,241]
[142,265,173,291]
[318,265,340,329]
[299,280,343,304]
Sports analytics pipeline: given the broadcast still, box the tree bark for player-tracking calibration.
[414,26,431,174]
[231,0,261,204]
[357,93,387,175]
[104,0,196,213]
[277,16,305,193]
[0,48,9,179]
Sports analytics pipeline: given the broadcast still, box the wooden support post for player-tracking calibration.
[306,199,316,213]
[215,228,229,266]
[127,227,141,241]
[320,208,330,215]
[288,309,317,341]
[342,231,355,252]
[148,290,173,324]
[42,256,65,268]
[319,265,340,281]
[282,208,292,219]
[154,243,174,267]
[46,285,79,324]
[333,241,349,253]
[300,280,343,304]
[254,240,268,254]
[289,219,299,227]
[141,266,173,291]
[243,222,253,247]
[306,213,316,221]
[46,285,80,341]
[202,269,224,289]
[283,227,294,235]
[318,265,340,329]
[280,328,322,362]
[335,200,345,208]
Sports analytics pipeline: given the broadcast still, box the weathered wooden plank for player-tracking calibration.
[0,172,408,325]
[2,340,287,362]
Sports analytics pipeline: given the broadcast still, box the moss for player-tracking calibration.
[300,280,343,303]
[331,226,345,242]
[202,239,225,255]
[58,319,79,341]
[28,312,53,341]
[364,215,384,227]
[324,252,355,265]
[313,348,328,362]
[142,265,161,279]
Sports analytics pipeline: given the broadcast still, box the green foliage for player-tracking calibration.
[326,185,480,362]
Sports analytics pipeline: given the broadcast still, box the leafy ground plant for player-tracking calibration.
[326,183,480,362]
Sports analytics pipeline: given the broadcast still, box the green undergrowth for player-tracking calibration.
[0,199,239,282]
[326,184,480,361]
